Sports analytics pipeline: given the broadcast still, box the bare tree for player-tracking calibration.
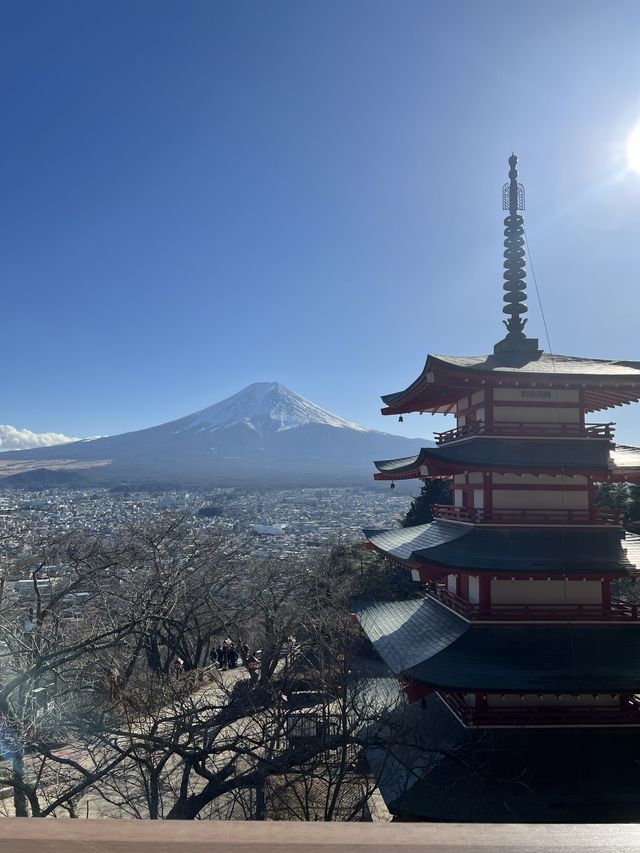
[0,515,409,821]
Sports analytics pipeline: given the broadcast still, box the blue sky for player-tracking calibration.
[3,0,640,443]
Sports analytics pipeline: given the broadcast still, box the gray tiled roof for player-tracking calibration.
[354,598,640,692]
[365,521,640,576]
[431,352,640,376]
[363,521,468,562]
[381,351,640,410]
[374,437,617,475]
[353,598,466,673]
[374,451,430,473]
[373,694,640,822]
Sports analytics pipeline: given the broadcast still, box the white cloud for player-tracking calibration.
[0,424,78,451]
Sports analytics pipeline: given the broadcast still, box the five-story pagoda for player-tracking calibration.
[356,156,640,822]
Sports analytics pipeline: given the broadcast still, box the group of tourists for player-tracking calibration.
[212,638,246,670]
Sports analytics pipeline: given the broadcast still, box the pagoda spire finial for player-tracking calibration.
[502,153,527,339]
[494,154,540,356]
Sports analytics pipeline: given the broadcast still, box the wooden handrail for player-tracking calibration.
[434,421,615,445]
[431,504,621,526]
[441,692,640,727]
[1,818,639,852]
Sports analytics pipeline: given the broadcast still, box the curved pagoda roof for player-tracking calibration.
[381,351,640,415]
[363,520,640,576]
[373,439,640,481]
[369,693,640,822]
[354,597,640,692]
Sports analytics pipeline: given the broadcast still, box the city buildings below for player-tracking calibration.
[0,484,408,610]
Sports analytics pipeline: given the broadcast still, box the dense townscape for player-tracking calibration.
[0,486,410,564]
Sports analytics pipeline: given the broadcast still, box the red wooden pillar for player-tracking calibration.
[483,472,493,519]
[484,387,494,432]
[458,573,469,600]
[587,475,596,521]
[602,578,611,616]
[475,693,488,723]
[479,575,491,617]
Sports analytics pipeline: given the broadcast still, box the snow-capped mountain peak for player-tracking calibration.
[185,382,370,434]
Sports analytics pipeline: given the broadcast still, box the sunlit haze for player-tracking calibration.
[626,121,640,174]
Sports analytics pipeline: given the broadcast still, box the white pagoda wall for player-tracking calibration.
[492,474,587,486]
[490,579,602,605]
[491,490,588,510]
[492,388,581,426]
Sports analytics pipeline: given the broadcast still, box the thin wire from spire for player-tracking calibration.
[523,226,556,372]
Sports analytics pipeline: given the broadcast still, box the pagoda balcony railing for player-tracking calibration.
[431,504,621,526]
[433,421,615,445]
[429,586,640,622]
[441,692,640,727]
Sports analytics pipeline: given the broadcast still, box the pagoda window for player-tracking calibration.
[490,579,602,606]
[447,574,457,595]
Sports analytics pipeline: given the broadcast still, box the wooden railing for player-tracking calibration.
[431,504,621,526]
[441,691,640,727]
[428,586,640,622]
[434,421,615,445]
[3,819,640,852]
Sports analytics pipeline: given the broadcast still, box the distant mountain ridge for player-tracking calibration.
[0,383,431,487]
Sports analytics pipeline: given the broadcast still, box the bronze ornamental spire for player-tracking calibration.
[502,153,527,339]
[494,154,540,356]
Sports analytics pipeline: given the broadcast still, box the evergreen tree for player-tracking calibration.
[595,482,640,533]
[402,478,452,528]
[625,484,640,533]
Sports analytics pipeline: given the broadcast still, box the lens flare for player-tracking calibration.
[626,122,640,174]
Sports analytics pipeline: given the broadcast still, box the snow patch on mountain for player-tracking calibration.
[183,382,371,434]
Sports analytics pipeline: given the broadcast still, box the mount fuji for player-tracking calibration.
[0,383,431,487]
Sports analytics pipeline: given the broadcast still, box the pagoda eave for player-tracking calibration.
[367,695,640,822]
[374,469,425,481]
[374,438,640,481]
[364,522,640,578]
[354,598,640,694]
[381,354,640,416]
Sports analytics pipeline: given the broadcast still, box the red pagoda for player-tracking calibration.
[356,155,640,822]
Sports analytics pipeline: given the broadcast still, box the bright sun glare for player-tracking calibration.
[626,122,640,173]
